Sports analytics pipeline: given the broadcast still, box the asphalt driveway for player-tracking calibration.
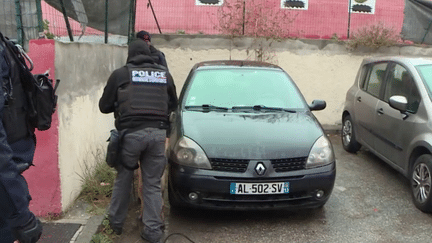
[114,133,432,243]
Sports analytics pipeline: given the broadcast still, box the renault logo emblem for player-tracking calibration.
[255,162,266,176]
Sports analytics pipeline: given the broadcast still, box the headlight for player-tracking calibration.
[174,137,212,169]
[306,136,335,169]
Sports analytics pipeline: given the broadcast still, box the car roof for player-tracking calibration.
[363,56,432,67]
[192,60,282,71]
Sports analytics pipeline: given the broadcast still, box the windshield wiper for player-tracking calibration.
[231,105,296,113]
[185,104,229,112]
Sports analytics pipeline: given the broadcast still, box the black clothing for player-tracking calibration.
[0,31,41,243]
[1,35,34,144]
[136,31,151,42]
[102,39,177,240]
[136,31,168,69]
[117,65,169,118]
[149,45,168,70]
[99,40,177,132]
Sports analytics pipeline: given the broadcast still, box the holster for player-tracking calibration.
[106,129,126,168]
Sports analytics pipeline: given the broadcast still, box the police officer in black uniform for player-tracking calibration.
[0,32,43,243]
[99,39,177,243]
[136,30,168,70]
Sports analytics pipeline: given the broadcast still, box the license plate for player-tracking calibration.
[230,182,289,195]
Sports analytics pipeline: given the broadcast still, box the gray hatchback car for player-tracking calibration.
[342,56,432,212]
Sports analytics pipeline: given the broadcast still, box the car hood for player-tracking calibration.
[181,111,324,159]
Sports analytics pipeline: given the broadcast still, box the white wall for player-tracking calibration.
[54,35,432,210]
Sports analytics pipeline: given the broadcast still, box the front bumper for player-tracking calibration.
[168,161,336,210]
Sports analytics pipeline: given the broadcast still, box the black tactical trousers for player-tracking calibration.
[0,90,35,242]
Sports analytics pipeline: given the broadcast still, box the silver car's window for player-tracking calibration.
[417,64,432,99]
[385,64,420,113]
[364,63,387,98]
[183,68,307,110]
[358,65,370,89]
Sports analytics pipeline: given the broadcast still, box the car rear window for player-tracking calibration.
[183,68,307,110]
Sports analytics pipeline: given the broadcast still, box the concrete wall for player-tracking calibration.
[54,42,127,210]
[51,35,432,213]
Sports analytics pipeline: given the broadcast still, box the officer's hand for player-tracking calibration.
[12,217,43,243]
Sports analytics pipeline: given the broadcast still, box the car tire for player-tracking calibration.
[411,154,432,212]
[341,115,361,153]
[168,181,184,211]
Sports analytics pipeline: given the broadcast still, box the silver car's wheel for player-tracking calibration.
[342,119,353,145]
[411,154,432,212]
[341,115,361,153]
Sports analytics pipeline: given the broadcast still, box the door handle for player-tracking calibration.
[356,96,361,102]
[377,108,384,115]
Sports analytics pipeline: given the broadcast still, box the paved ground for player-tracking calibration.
[38,199,103,243]
[109,133,432,243]
[42,132,432,242]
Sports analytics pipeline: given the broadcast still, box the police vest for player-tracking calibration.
[117,66,169,119]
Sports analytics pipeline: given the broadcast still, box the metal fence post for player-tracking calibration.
[242,0,245,36]
[14,0,23,45]
[59,0,74,42]
[35,0,44,34]
[347,0,352,39]
[421,19,432,44]
[128,0,137,44]
[105,0,108,43]
[148,0,162,34]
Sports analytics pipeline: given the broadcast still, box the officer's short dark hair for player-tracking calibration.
[137,31,151,43]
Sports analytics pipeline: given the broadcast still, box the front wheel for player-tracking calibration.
[168,181,185,211]
[411,154,432,212]
[341,115,361,153]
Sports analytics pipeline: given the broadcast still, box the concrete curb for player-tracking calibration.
[323,124,341,135]
[74,215,104,243]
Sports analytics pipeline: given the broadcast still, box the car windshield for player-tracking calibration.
[417,65,432,98]
[183,67,307,112]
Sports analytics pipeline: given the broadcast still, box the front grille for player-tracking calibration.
[199,191,315,209]
[210,158,249,173]
[271,157,307,172]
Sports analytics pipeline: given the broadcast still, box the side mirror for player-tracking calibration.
[389,95,408,113]
[309,100,326,111]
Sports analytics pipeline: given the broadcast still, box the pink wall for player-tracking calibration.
[41,0,405,39]
[134,0,405,39]
[23,39,62,217]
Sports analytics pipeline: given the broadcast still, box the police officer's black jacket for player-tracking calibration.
[99,40,178,132]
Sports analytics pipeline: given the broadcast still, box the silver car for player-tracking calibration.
[342,56,432,212]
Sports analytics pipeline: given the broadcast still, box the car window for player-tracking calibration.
[417,64,432,100]
[363,62,387,98]
[385,64,420,113]
[183,68,307,110]
[358,64,370,89]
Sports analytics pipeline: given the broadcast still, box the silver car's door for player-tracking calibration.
[374,63,421,168]
[353,62,388,149]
